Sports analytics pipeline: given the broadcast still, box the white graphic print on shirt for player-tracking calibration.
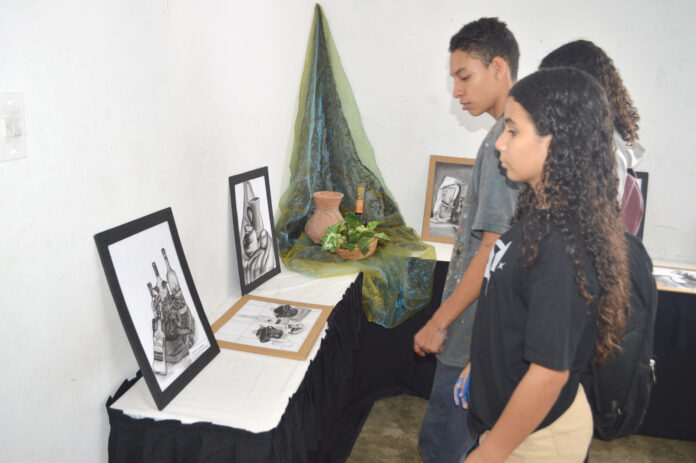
[483,238,511,295]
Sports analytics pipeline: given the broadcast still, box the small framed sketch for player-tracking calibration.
[229,167,281,294]
[211,295,333,360]
[94,208,219,410]
[421,155,475,243]
[653,266,696,294]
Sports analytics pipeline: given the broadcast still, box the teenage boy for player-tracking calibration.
[414,17,520,462]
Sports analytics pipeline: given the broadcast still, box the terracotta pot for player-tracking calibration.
[334,238,378,260]
[305,191,344,244]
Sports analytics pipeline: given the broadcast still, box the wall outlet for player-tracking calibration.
[0,92,28,162]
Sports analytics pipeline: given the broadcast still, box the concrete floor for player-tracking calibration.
[347,394,696,463]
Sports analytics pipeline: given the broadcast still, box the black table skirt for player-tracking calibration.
[107,261,449,463]
[637,290,696,441]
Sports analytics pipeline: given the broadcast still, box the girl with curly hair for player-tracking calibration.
[539,40,646,231]
[456,68,630,463]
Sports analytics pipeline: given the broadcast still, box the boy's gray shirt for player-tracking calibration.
[437,117,519,368]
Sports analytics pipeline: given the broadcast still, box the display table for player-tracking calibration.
[107,261,448,462]
[106,251,694,463]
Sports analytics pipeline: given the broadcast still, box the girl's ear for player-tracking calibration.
[542,134,552,151]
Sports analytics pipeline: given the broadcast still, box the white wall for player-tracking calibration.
[0,1,693,461]
[319,0,696,265]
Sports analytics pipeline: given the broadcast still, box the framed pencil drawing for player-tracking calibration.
[421,155,475,243]
[229,167,281,294]
[211,295,333,360]
[94,208,219,410]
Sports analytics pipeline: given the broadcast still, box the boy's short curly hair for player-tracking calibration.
[449,17,520,81]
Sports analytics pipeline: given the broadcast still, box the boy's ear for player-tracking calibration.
[490,56,509,80]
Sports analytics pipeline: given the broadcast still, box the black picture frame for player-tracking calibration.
[229,166,281,294]
[635,171,649,240]
[94,208,219,410]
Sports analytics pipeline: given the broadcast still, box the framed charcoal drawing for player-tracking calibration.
[229,167,281,294]
[94,208,219,410]
[421,155,475,243]
[211,295,333,360]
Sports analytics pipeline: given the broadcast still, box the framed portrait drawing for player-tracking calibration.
[211,295,333,360]
[421,155,475,243]
[94,208,220,410]
[229,167,281,294]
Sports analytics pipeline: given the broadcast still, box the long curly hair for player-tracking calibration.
[509,68,630,366]
[539,40,640,144]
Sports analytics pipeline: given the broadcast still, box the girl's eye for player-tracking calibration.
[460,76,470,81]
[507,129,516,136]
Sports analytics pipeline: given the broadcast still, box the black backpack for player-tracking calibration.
[581,232,658,441]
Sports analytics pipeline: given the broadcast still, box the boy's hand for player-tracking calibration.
[413,319,446,356]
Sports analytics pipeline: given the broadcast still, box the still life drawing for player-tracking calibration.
[148,249,196,377]
[229,167,281,294]
[239,180,274,284]
[422,155,475,243]
[94,208,219,409]
[217,300,315,350]
[212,295,333,360]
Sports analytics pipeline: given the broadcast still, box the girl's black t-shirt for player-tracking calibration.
[468,216,599,434]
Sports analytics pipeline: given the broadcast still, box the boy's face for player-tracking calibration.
[449,49,501,118]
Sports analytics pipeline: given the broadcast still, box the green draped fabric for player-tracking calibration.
[275,5,436,327]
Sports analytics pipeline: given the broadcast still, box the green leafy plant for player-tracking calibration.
[321,213,389,254]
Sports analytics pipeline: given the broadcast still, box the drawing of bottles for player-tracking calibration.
[152,318,167,375]
[161,248,181,295]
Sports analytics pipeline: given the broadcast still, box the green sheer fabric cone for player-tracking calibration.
[275,5,436,327]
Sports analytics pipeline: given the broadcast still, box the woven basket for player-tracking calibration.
[334,238,378,260]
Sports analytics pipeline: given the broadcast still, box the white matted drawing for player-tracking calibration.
[211,295,333,360]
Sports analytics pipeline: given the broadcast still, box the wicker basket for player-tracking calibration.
[334,238,378,260]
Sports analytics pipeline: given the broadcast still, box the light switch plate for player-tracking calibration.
[0,92,28,162]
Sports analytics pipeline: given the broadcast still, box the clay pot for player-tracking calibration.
[305,191,344,244]
[334,238,379,260]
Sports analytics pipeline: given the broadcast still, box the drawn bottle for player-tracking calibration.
[161,248,180,295]
[355,186,366,224]
[152,262,168,299]
[152,318,167,375]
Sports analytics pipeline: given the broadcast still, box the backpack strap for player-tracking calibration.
[621,171,644,236]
